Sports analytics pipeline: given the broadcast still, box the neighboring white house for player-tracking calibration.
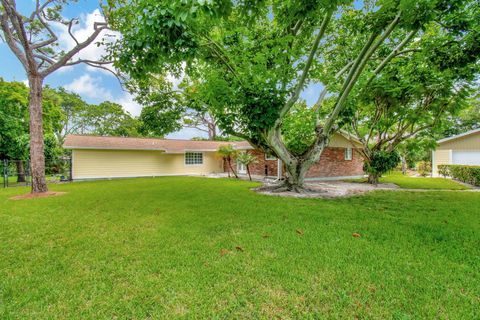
[432,128,480,176]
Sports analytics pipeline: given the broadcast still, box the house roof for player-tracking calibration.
[437,128,480,144]
[63,131,360,153]
[63,135,249,153]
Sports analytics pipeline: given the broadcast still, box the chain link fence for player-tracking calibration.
[1,157,72,188]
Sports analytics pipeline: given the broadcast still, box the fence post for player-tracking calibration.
[26,160,30,186]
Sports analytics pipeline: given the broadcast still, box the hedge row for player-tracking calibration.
[438,164,480,186]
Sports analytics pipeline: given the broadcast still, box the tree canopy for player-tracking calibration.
[110,0,480,191]
[0,79,62,161]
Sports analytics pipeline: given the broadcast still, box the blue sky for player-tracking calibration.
[0,0,321,139]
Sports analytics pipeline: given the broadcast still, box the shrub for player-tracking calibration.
[437,164,450,178]
[416,161,431,177]
[363,150,400,184]
[442,165,480,186]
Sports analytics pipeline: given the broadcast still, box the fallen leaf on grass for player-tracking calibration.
[220,248,231,256]
[352,233,361,237]
[296,229,304,236]
[262,233,270,238]
[235,246,244,252]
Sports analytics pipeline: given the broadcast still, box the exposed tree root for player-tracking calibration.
[255,182,322,194]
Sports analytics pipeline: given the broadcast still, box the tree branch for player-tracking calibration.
[41,21,108,76]
[0,6,28,68]
[30,4,59,49]
[312,60,354,113]
[67,18,79,45]
[365,29,418,87]
[323,11,402,135]
[278,10,333,120]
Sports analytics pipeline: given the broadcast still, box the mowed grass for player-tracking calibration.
[351,171,469,190]
[0,177,479,319]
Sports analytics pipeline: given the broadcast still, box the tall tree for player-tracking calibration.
[111,0,477,192]
[0,1,110,193]
[82,101,140,137]
[0,79,62,181]
[131,75,221,140]
[343,14,480,183]
[55,88,90,144]
[444,93,480,137]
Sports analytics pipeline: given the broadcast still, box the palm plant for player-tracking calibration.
[218,145,239,178]
[236,152,257,181]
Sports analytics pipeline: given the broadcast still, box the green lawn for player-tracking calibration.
[1,177,479,319]
[352,171,469,190]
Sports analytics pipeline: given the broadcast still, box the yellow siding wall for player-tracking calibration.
[72,149,224,179]
[328,133,362,148]
[432,149,451,176]
[433,132,479,176]
[437,132,480,150]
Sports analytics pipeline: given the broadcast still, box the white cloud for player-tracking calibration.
[64,73,143,116]
[115,91,143,116]
[52,9,119,74]
[64,74,113,101]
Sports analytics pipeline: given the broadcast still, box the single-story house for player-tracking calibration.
[63,133,364,181]
[432,128,480,176]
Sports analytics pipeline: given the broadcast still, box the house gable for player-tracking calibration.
[437,130,480,151]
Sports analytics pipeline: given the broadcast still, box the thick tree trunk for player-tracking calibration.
[266,128,328,192]
[28,75,48,193]
[16,161,26,183]
[283,161,309,192]
[367,173,380,185]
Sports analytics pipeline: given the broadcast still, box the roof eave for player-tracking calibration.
[437,128,480,144]
[64,146,167,152]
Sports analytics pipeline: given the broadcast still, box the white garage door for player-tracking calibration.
[452,151,480,165]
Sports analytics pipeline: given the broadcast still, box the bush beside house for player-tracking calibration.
[438,164,480,186]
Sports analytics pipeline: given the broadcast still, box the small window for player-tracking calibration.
[265,153,277,161]
[344,148,352,161]
[185,152,203,165]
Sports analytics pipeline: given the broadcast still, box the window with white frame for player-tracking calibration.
[344,148,353,161]
[185,152,203,165]
[265,153,277,161]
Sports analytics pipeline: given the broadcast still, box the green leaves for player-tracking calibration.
[110,0,231,78]
[282,101,316,156]
[0,79,62,160]
[363,150,401,176]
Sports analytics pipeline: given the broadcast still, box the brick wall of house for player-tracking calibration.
[306,147,364,178]
[244,147,364,178]
[247,149,279,176]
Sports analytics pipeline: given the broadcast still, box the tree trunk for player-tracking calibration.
[266,128,328,192]
[16,161,26,183]
[283,161,309,192]
[228,159,238,178]
[28,75,48,193]
[224,158,230,177]
[401,156,407,175]
[367,173,380,185]
[246,165,252,181]
[207,122,216,141]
